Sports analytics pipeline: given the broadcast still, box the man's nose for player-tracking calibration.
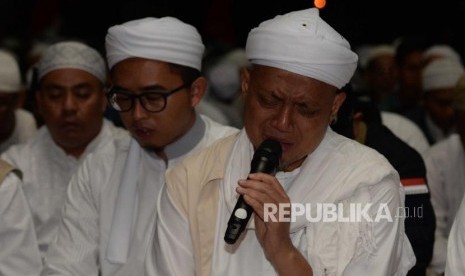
[271,104,293,132]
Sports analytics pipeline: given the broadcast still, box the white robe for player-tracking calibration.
[1,119,128,256]
[381,111,430,155]
[0,172,43,276]
[0,109,38,153]
[157,128,416,276]
[423,134,465,274]
[425,113,454,144]
[41,114,237,276]
[445,193,465,276]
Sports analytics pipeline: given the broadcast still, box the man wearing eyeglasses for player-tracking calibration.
[42,17,237,276]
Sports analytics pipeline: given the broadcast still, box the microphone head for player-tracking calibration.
[251,139,282,173]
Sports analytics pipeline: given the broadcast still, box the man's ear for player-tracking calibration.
[352,111,364,140]
[330,91,346,122]
[189,76,207,108]
[240,67,251,99]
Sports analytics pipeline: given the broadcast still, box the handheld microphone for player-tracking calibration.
[224,139,282,244]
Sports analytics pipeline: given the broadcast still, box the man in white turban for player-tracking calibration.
[0,49,38,153]
[357,44,400,111]
[1,41,128,262]
[405,58,465,145]
[156,8,415,276]
[425,73,465,275]
[42,17,237,276]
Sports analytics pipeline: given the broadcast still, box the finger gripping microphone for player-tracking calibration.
[224,139,282,244]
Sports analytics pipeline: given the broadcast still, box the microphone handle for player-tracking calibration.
[224,194,253,244]
[224,158,276,244]
[223,139,281,244]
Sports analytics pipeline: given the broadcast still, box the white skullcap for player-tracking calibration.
[37,41,106,83]
[358,44,395,70]
[422,59,465,91]
[223,48,250,69]
[245,8,358,89]
[207,61,240,101]
[0,49,21,93]
[105,17,205,71]
[424,45,462,64]
[207,48,249,100]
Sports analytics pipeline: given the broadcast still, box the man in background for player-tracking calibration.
[1,41,127,259]
[332,88,435,276]
[0,49,37,153]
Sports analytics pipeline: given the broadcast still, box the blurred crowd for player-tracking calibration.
[2,2,465,276]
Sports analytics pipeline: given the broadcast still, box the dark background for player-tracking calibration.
[1,0,464,75]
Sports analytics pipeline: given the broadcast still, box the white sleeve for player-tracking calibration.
[424,153,447,274]
[342,178,415,276]
[0,173,43,276]
[154,184,195,276]
[15,109,38,142]
[380,111,430,155]
[41,159,100,276]
[445,194,465,276]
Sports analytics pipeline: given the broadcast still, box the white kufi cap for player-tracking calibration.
[422,59,464,91]
[246,8,358,89]
[424,45,462,64]
[357,44,395,70]
[105,17,205,71]
[37,41,106,83]
[0,50,21,93]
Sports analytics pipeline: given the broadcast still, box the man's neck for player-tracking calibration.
[62,145,87,159]
[145,112,205,164]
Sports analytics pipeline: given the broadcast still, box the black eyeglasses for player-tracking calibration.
[107,83,190,113]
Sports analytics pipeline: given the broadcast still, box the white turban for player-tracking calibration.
[422,59,464,91]
[105,17,205,71]
[0,49,21,93]
[37,41,106,83]
[245,8,358,89]
[357,44,395,70]
[207,61,240,101]
[424,45,462,64]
